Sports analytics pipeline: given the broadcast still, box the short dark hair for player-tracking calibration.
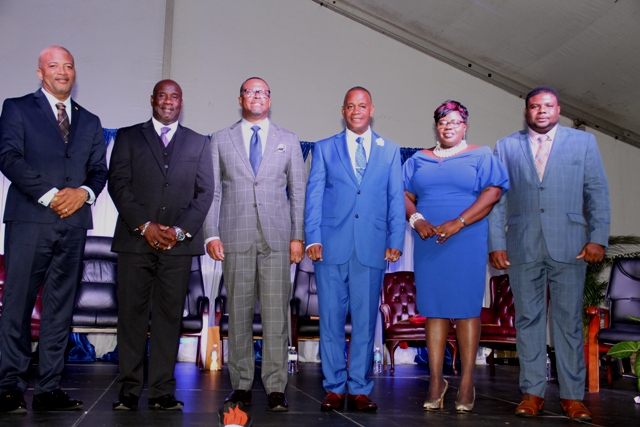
[344,86,372,104]
[525,86,560,107]
[239,77,269,95]
[434,100,468,124]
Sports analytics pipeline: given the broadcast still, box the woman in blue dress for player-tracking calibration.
[404,100,509,413]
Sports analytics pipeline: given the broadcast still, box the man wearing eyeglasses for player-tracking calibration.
[204,77,306,412]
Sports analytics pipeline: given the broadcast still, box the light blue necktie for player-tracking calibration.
[355,136,366,184]
[160,126,171,147]
[249,125,262,175]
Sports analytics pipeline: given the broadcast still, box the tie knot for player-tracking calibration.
[251,125,260,133]
[161,126,171,136]
[356,136,364,145]
[537,135,546,144]
[56,102,66,111]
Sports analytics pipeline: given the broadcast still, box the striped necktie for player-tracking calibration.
[534,135,550,180]
[56,103,70,144]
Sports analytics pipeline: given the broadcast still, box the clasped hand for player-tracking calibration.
[50,188,86,218]
[414,218,464,243]
[142,222,176,250]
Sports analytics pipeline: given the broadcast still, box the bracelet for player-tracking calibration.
[458,216,467,227]
[140,221,151,236]
[409,212,424,229]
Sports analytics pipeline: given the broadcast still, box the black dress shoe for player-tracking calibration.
[32,389,83,411]
[0,390,27,414]
[112,393,139,410]
[148,394,184,410]
[267,392,289,412]
[224,390,252,406]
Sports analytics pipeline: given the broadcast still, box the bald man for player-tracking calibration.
[0,46,107,413]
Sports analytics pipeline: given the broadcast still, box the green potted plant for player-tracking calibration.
[606,316,640,392]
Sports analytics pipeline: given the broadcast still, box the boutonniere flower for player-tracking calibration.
[376,137,385,146]
[277,143,286,152]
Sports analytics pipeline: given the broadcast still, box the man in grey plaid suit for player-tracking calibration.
[488,86,610,421]
[204,77,306,412]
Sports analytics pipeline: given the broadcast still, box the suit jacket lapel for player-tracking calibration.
[68,100,80,146]
[166,124,186,178]
[334,131,358,186]
[259,123,279,176]
[141,120,167,176]
[362,131,383,185]
[229,121,253,175]
[34,90,66,144]
[518,131,538,180]
[542,125,565,182]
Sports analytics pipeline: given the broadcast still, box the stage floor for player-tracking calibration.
[1,360,638,426]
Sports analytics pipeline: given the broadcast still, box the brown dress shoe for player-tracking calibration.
[515,393,544,417]
[320,391,344,411]
[560,399,592,421]
[347,394,377,412]
[321,391,345,411]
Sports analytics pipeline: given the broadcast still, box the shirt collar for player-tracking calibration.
[41,87,72,121]
[241,117,270,132]
[346,127,372,144]
[151,117,179,136]
[528,124,558,143]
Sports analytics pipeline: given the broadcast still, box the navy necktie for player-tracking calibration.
[249,125,262,175]
[355,136,366,183]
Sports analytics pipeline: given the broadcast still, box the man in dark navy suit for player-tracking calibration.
[0,46,107,413]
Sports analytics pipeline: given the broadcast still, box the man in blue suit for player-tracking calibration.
[488,86,610,421]
[305,87,404,412]
[0,46,107,413]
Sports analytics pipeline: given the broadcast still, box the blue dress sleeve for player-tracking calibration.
[474,150,510,195]
[403,155,417,194]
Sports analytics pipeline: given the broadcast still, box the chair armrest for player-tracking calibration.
[290,298,300,316]
[214,295,225,326]
[197,296,210,316]
[379,303,392,325]
[480,307,494,325]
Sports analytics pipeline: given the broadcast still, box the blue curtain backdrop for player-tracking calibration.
[103,129,421,164]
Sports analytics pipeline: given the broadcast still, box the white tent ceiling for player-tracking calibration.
[314,0,640,148]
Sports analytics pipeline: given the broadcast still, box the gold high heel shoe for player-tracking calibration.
[454,388,475,413]
[423,379,448,411]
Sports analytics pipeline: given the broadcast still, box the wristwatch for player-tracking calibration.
[173,226,186,241]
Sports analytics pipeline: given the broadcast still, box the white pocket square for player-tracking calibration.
[277,144,286,152]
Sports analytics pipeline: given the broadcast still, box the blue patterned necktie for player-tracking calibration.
[355,136,366,184]
[249,125,262,175]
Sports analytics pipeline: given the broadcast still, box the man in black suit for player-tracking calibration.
[0,46,107,414]
[108,79,214,411]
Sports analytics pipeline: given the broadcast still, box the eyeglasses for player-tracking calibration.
[242,88,271,98]
[436,120,465,128]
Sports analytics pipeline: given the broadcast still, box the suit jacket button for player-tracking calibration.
[540,187,545,191]
[357,190,361,194]
[254,182,258,186]
[540,209,544,213]
[161,206,166,210]
[164,183,169,187]
[164,165,169,169]
[66,153,71,158]
[355,214,359,218]
[66,177,71,181]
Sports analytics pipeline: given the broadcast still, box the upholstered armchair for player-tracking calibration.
[586,258,640,392]
[479,274,517,376]
[380,271,458,375]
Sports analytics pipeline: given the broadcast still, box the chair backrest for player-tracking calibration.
[381,271,419,324]
[606,258,640,326]
[183,256,205,317]
[488,274,516,328]
[73,236,119,327]
[292,255,318,317]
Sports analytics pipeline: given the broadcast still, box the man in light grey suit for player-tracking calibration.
[488,86,610,421]
[204,77,306,412]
